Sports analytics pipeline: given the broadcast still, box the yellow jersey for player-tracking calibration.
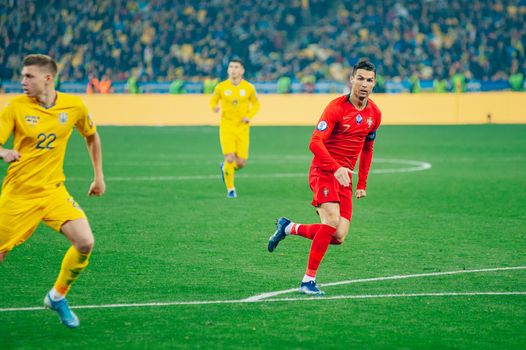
[210,79,260,128]
[0,92,96,197]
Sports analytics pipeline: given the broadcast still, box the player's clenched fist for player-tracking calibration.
[88,179,106,196]
[356,189,366,199]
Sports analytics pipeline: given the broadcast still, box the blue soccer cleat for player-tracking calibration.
[44,293,80,328]
[227,189,237,198]
[268,217,291,252]
[299,281,325,296]
[219,162,225,185]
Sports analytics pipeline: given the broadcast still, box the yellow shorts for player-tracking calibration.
[0,186,86,253]
[220,125,250,159]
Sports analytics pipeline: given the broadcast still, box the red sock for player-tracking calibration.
[291,223,321,239]
[292,223,342,245]
[305,224,336,277]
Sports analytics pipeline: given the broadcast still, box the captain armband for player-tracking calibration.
[365,131,377,141]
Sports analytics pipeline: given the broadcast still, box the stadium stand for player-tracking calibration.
[1,0,525,92]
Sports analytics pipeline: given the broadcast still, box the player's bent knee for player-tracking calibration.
[75,236,94,254]
[334,235,346,244]
[333,225,350,243]
[224,154,235,163]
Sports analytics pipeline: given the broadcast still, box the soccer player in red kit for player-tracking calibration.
[267,60,381,295]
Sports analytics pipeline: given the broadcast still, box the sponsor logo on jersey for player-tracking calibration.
[367,117,373,128]
[59,112,68,124]
[25,115,40,126]
[240,89,246,97]
[356,114,363,124]
[225,90,232,96]
[317,121,328,131]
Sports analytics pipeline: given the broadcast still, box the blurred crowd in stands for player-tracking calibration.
[1,0,525,92]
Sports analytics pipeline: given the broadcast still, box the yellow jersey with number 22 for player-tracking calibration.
[0,92,96,197]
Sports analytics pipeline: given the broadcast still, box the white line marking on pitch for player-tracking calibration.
[243,265,526,301]
[1,266,524,312]
[1,292,525,312]
[64,159,432,182]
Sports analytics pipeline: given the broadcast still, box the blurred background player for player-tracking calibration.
[267,60,382,295]
[0,54,105,328]
[210,58,260,198]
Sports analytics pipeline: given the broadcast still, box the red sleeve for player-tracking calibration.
[357,110,382,190]
[309,102,342,172]
[357,140,374,190]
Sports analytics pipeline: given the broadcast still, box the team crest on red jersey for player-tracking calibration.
[356,114,363,124]
[323,187,330,197]
[367,117,373,128]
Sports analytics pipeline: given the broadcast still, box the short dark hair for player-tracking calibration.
[352,60,376,77]
[229,57,244,68]
[23,54,58,76]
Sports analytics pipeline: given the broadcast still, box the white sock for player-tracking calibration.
[302,275,316,283]
[48,287,65,301]
[284,222,296,235]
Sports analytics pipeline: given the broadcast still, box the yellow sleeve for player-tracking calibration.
[246,85,260,119]
[210,84,221,111]
[75,101,97,137]
[0,103,14,145]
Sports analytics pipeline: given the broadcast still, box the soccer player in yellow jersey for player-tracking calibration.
[0,54,105,328]
[210,58,260,198]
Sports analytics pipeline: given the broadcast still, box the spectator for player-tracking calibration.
[169,79,185,94]
[409,70,421,93]
[86,74,100,94]
[277,75,292,94]
[203,77,219,94]
[433,72,449,93]
[0,0,524,86]
[99,74,113,94]
[451,69,467,93]
[126,70,141,94]
[509,60,524,91]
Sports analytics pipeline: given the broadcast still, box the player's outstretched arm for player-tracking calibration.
[85,132,105,196]
[0,145,21,163]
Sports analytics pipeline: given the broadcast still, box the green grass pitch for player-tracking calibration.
[1,125,525,349]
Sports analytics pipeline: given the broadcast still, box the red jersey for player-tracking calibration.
[309,94,382,190]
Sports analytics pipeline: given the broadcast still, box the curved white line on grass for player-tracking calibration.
[66,158,433,169]
[1,292,525,312]
[65,158,432,182]
[1,266,524,312]
[242,265,526,302]
[372,158,432,174]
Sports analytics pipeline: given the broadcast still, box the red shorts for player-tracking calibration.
[309,166,353,220]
